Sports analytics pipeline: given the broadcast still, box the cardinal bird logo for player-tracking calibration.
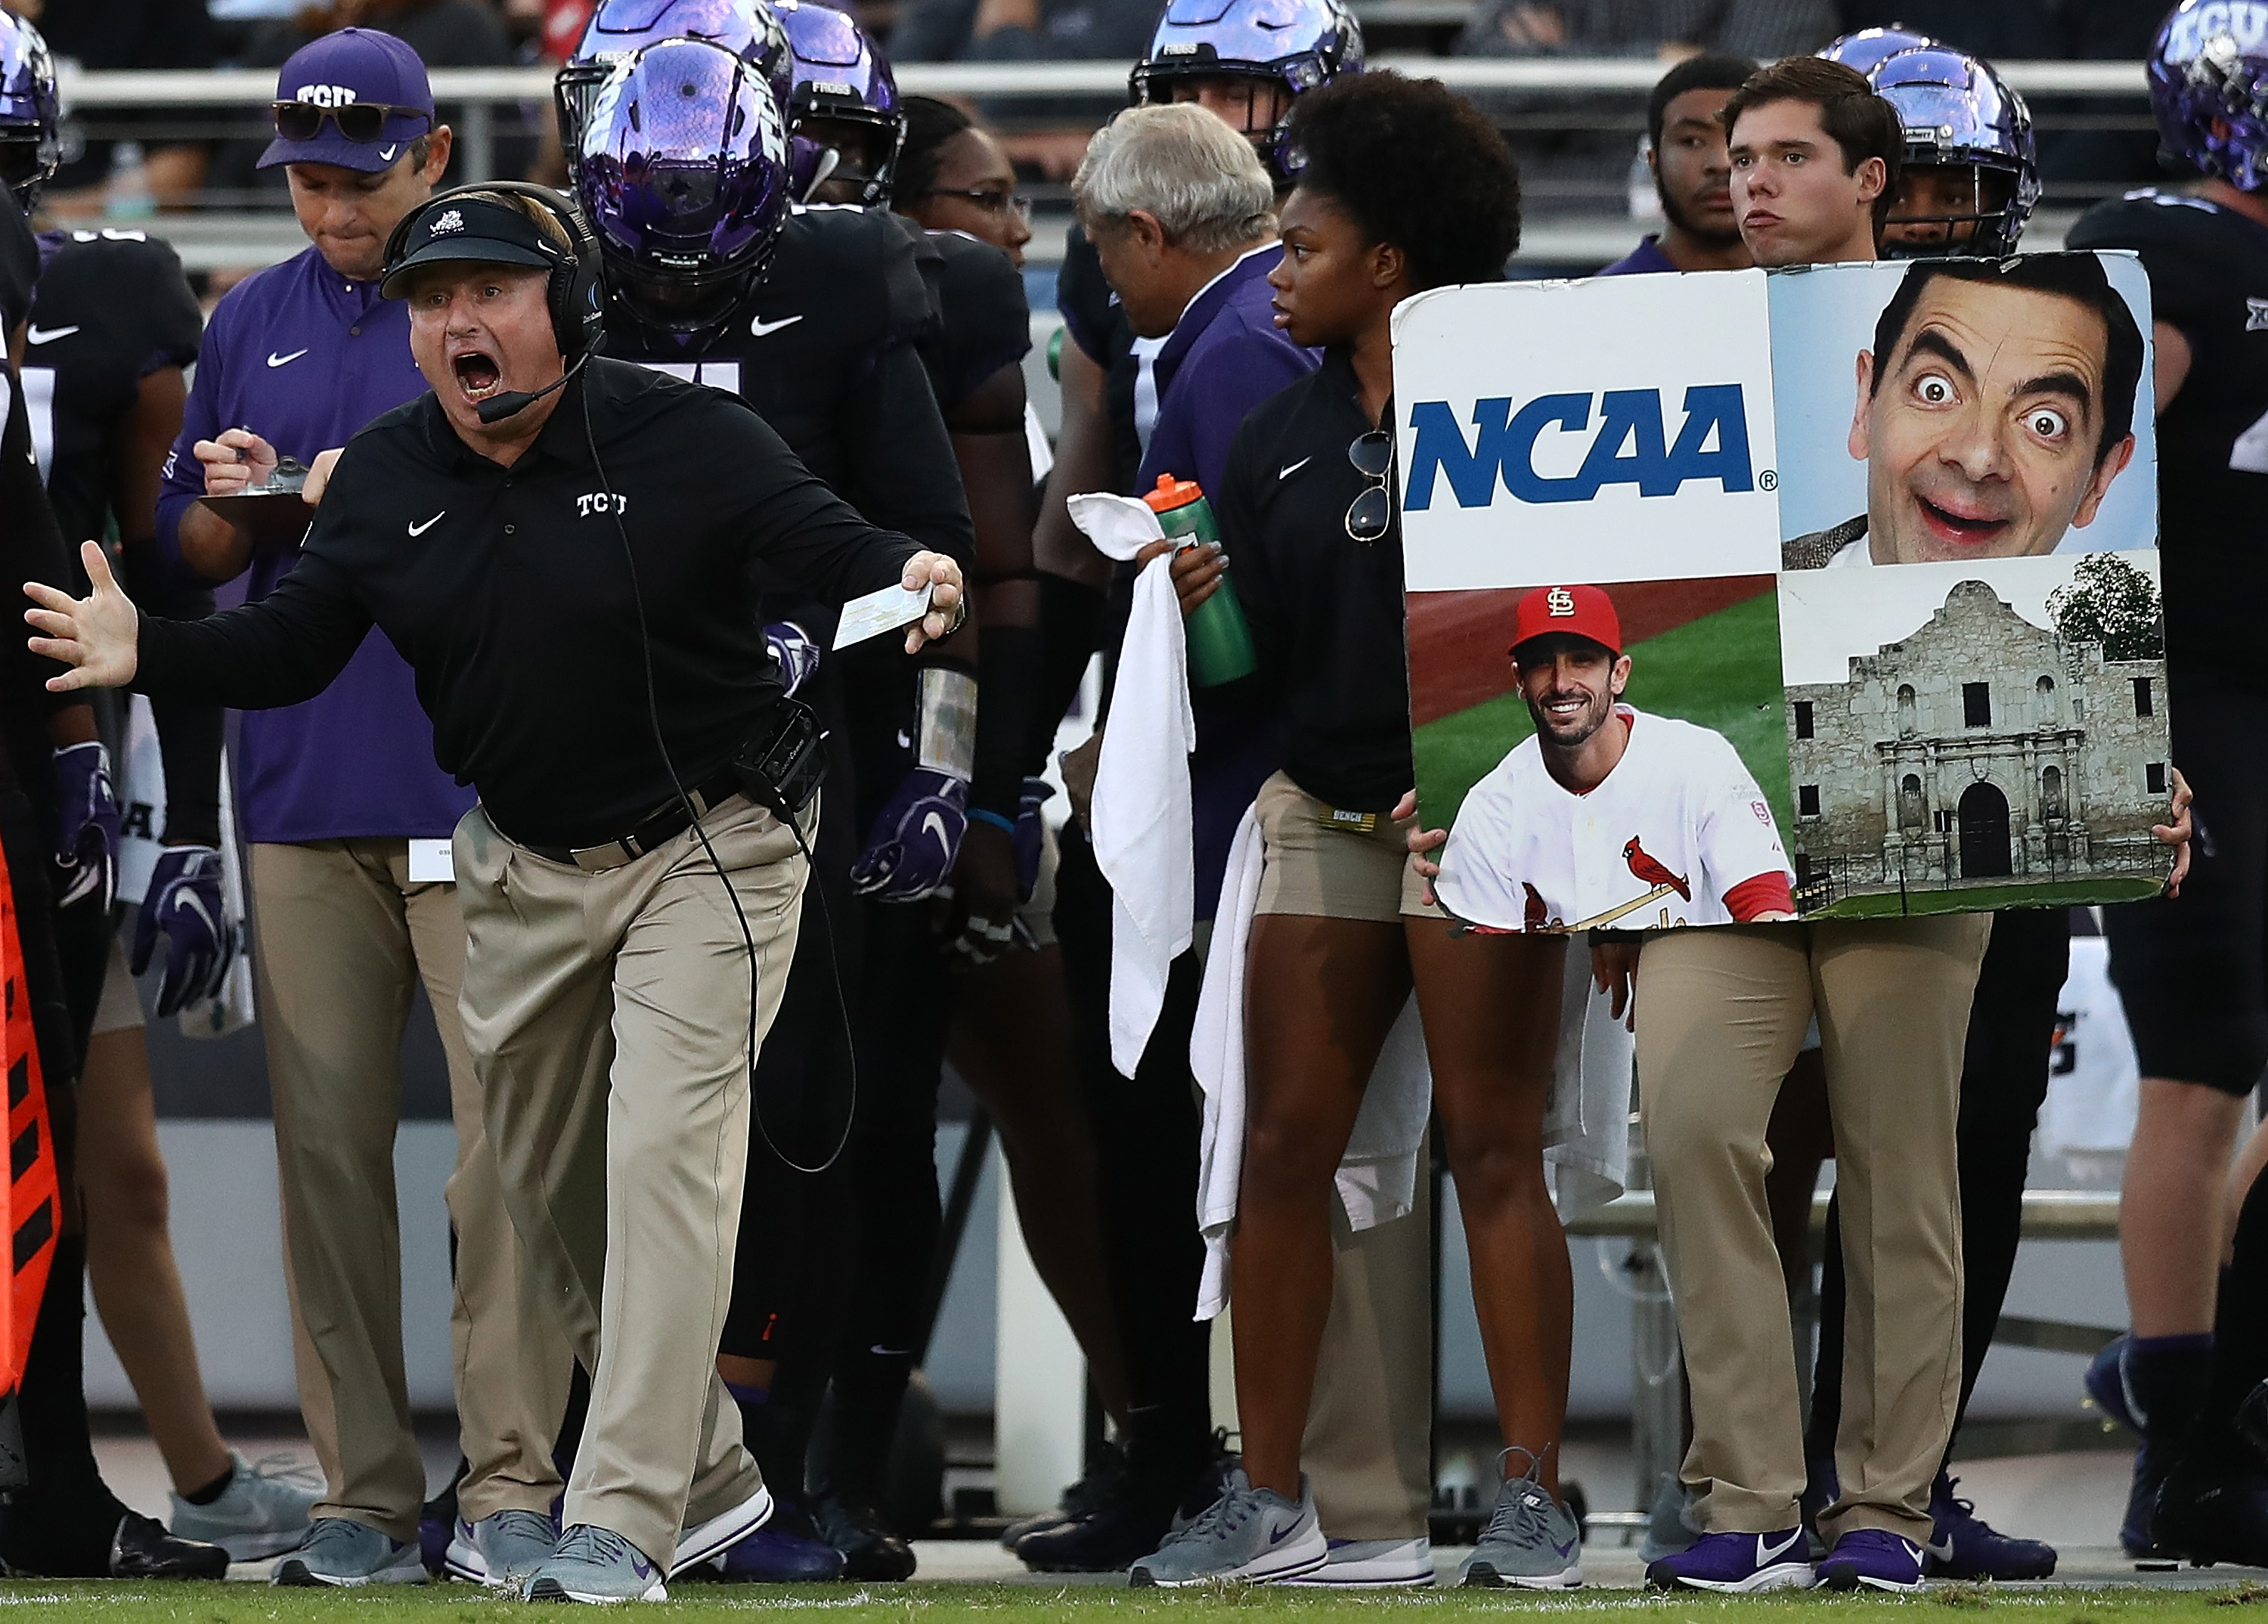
[1523,882,1550,932]
[1623,836,1691,900]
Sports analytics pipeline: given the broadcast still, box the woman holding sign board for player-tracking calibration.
[1127,73,1583,1594]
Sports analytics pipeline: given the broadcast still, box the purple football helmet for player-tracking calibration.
[1868,43,2040,256]
[0,9,60,209]
[557,0,791,157]
[576,37,793,341]
[775,0,902,206]
[1818,25,1940,79]
[2149,0,2268,193]
[1130,0,1362,181]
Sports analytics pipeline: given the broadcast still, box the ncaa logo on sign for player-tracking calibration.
[1546,587,1576,617]
[1404,385,1756,511]
[295,82,360,106]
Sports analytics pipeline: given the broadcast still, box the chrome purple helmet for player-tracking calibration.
[576,37,793,342]
[556,0,791,157]
[1130,0,1362,181]
[1868,43,2040,256]
[1818,26,1939,79]
[0,10,60,209]
[775,0,902,206]
[2149,0,2268,192]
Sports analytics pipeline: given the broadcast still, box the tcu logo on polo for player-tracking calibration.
[577,491,629,517]
[1403,384,1755,510]
[294,82,360,106]
[1546,587,1576,617]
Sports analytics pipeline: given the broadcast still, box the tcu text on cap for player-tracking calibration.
[294,82,361,106]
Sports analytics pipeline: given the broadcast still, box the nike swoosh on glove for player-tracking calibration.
[850,767,967,902]
[131,845,237,1017]
[1014,776,1055,903]
[766,622,822,699]
[52,740,121,910]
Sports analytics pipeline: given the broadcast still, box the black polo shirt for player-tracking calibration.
[1215,348,1412,814]
[135,357,922,850]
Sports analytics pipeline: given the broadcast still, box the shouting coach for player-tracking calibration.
[25,186,967,1605]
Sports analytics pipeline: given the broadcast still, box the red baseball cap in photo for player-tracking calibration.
[1510,584,1623,659]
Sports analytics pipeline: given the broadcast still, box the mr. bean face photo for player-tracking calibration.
[1848,270,2137,565]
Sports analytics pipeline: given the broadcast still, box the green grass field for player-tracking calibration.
[5,1579,2266,1623]
[1810,876,2167,919]
[1412,593,1791,836]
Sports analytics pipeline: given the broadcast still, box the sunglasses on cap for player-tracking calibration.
[271,100,432,145]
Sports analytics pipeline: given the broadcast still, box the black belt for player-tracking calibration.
[522,770,745,873]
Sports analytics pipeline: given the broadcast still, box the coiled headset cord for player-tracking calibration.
[581,380,859,1176]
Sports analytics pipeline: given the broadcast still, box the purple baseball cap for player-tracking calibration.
[259,27,435,172]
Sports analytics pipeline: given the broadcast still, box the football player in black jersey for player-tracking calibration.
[575,29,981,1582]
[0,14,230,1579]
[2068,0,2268,1567]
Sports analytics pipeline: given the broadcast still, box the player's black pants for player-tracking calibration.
[1806,907,2072,1474]
[1052,822,1213,1488]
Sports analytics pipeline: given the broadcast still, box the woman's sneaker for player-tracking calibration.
[1645,1528,1814,1592]
[1819,1528,1926,1592]
[1127,1469,1326,1587]
[271,1517,427,1586]
[166,1450,321,1560]
[1458,1450,1581,1589]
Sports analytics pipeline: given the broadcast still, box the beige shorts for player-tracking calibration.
[92,931,146,1037]
[1253,770,1439,922]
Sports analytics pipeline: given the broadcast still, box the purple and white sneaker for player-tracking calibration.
[1924,1473,2056,1579]
[1819,1528,1926,1592]
[1644,1528,1813,1592]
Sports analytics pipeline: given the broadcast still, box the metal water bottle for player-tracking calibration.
[1144,473,1256,686]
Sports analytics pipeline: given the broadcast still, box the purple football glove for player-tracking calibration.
[766,621,821,699]
[130,845,237,1017]
[850,767,968,901]
[52,741,121,910]
[1015,776,1055,903]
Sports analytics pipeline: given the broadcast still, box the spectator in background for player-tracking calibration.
[1603,51,1755,271]
[891,0,1153,67]
[18,0,221,213]
[1459,0,1831,59]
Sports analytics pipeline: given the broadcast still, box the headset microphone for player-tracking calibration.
[476,351,593,424]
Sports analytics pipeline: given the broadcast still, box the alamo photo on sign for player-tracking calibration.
[1780,555,2172,917]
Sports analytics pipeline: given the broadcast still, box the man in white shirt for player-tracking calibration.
[1436,585,1796,932]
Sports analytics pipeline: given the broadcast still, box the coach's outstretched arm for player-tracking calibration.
[26,541,141,690]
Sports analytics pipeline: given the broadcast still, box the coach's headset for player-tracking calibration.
[381,181,850,1171]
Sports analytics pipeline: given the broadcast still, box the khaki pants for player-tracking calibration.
[251,838,571,1542]
[1634,916,1989,1544]
[454,795,807,1567]
[1306,1186,1433,1541]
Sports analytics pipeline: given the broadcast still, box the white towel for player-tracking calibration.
[1191,803,1632,1319]
[1070,493,1198,1077]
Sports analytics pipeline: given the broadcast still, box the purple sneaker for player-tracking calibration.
[1644,1529,1814,1592]
[1819,1528,1925,1592]
[1924,1473,2056,1579]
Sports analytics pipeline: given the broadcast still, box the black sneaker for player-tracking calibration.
[2154,1453,2268,1568]
[109,1512,231,1580]
[2239,1380,2268,1470]
[1016,1497,1176,1574]
[810,1492,915,1581]
[999,1440,1125,1548]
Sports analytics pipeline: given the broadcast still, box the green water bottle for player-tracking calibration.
[1145,473,1256,686]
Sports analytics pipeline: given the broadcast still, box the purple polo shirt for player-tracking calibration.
[156,244,474,845]
[1135,245,1315,922]
[1600,234,1679,276]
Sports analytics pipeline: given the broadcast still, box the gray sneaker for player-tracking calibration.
[271,1517,427,1586]
[1458,1449,1583,1590]
[447,1509,561,1589]
[525,1523,667,1604]
[1129,1468,1327,1587]
[1640,1471,1703,1564]
[168,1449,321,1560]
